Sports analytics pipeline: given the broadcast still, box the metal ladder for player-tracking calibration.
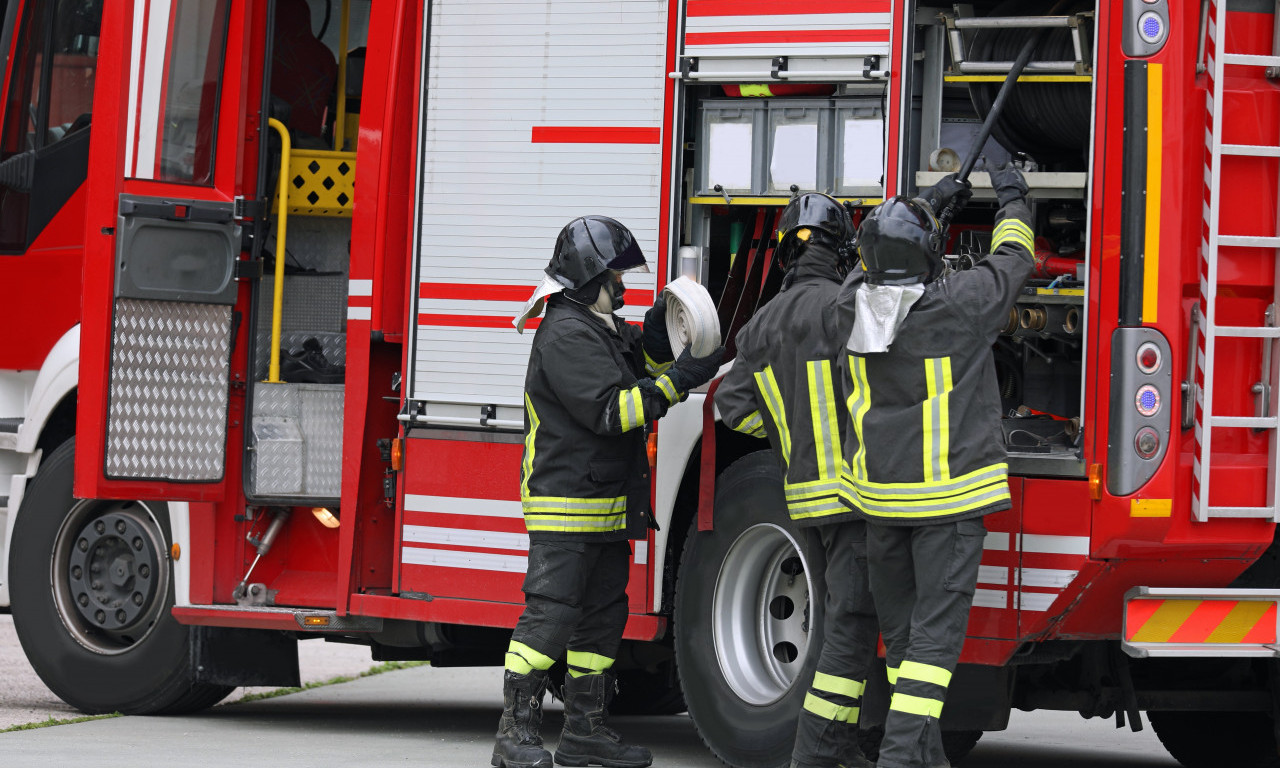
[1192,0,1280,521]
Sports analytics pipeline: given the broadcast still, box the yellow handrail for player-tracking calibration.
[267,117,291,383]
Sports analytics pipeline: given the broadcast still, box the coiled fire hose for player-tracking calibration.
[662,276,722,358]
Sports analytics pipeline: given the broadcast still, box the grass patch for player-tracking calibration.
[230,660,429,704]
[1,713,121,733]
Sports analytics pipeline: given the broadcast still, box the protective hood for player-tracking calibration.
[513,275,571,333]
[845,281,925,353]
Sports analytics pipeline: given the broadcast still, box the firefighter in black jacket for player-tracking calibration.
[497,215,724,768]
[837,168,1033,768]
[716,193,878,768]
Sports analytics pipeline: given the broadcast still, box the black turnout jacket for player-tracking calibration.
[716,244,860,527]
[520,297,673,542]
[836,201,1035,526]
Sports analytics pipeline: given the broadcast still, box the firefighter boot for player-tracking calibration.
[492,670,553,768]
[553,672,652,768]
[789,710,874,768]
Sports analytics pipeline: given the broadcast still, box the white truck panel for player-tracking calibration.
[409,0,668,423]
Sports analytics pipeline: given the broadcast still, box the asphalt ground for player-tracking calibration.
[0,610,381,730]
[0,610,1182,767]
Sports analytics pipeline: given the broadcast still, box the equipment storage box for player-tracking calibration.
[698,98,886,197]
[697,100,768,196]
[250,382,344,499]
[766,100,835,195]
[834,101,886,197]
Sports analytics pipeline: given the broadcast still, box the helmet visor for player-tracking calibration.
[605,237,648,273]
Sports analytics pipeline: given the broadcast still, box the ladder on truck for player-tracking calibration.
[1193,0,1280,521]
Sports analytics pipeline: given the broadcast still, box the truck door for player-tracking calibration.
[74,0,266,501]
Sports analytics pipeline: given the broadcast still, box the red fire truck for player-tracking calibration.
[2,0,1278,766]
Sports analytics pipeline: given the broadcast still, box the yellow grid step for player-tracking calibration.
[279,150,356,218]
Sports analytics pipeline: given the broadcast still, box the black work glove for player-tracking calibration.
[921,173,972,214]
[642,294,673,365]
[991,165,1029,208]
[666,345,726,394]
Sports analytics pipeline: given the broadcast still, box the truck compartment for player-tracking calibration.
[681,1,1095,478]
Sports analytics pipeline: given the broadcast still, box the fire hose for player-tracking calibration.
[662,276,722,358]
[937,30,1045,232]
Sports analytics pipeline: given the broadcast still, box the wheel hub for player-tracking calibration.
[67,512,159,631]
[711,523,813,706]
[51,499,169,654]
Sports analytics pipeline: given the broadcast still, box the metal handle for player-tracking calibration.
[1182,304,1201,430]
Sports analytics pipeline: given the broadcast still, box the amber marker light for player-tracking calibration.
[1088,464,1103,501]
[170,543,182,560]
[312,507,341,529]
[302,615,331,627]
[647,432,658,469]
[391,438,404,471]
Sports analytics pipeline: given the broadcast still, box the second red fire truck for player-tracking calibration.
[1,0,1279,766]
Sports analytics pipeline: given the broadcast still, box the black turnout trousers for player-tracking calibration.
[866,517,986,768]
[510,540,631,663]
[793,519,880,766]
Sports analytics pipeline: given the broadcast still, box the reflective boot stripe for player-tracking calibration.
[506,640,557,674]
[566,650,615,678]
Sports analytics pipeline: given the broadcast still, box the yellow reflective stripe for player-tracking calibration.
[899,660,952,688]
[803,692,858,723]
[754,366,792,463]
[922,358,953,483]
[890,692,944,718]
[618,387,644,432]
[524,514,627,534]
[992,219,1034,252]
[849,463,1008,496]
[521,394,540,500]
[506,640,556,673]
[808,360,842,480]
[886,665,899,685]
[791,500,850,519]
[566,650,615,677]
[733,410,767,438]
[522,496,627,511]
[851,483,1010,518]
[657,374,679,404]
[845,356,871,482]
[738,84,773,97]
[813,672,865,699]
[523,494,628,533]
[644,348,673,376]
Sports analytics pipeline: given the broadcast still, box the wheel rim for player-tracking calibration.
[50,499,170,655]
[711,522,813,706]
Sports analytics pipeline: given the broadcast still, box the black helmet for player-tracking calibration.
[857,196,943,285]
[546,216,647,302]
[775,193,854,272]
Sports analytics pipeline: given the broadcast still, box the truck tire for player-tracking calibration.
[8,440,232,715]
[610,662,686,716]
[675,451,824,767]
[1149,711,1280,768]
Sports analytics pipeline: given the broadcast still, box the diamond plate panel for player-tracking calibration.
[300,385,344,497]
[251,417,304,496]
[253,274,347,380]
[106,299,231,480]
[250,382,343,499]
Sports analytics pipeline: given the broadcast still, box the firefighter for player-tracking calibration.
[497,215,725,768]
[715,193,878,768]
[837,168,1033,768]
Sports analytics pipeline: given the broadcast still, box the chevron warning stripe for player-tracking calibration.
[1126,599,1277,644]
